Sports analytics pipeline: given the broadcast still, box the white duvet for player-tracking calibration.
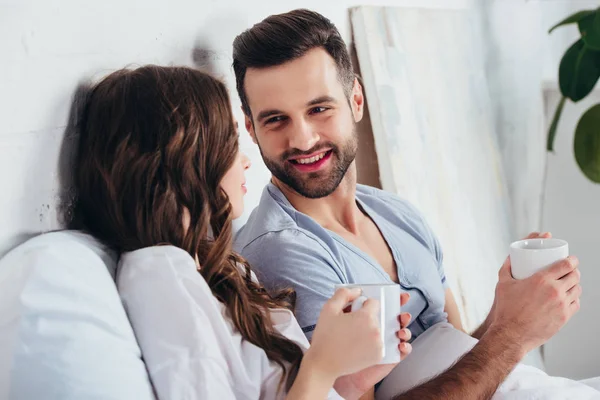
[376,323,600,400]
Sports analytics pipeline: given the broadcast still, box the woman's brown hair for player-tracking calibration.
[72,65,303,388]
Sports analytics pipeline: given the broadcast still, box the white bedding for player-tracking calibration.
[376,323,600,400]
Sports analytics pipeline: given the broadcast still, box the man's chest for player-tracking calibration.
[334,222,399,283]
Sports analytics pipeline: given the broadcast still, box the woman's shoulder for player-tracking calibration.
[117,244,216,303]
[119,245,196,270]
[119,245,198,275]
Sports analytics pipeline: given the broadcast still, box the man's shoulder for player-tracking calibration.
[235,214,342,283]
[237,224,322,253]
[234,185,329,254]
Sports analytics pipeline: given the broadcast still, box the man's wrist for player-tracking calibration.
[482,323,527,362]
[472,302,497,339]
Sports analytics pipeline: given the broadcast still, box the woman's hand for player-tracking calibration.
[333,293,413,399]
[303,287,384,379]
[287,287,384,400]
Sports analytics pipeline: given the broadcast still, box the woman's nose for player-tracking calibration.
[242,153,251,170]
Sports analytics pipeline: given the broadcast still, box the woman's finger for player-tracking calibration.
[396,328,412,341]
[399,342,412,358]
[398,312,412,328]
[400,292,410,306]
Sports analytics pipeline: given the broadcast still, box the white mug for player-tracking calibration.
[335,283,401,364]
[509,238,569,280]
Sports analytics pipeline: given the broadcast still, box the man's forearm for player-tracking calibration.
[393,328,523,400]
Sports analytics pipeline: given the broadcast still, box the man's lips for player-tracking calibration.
[288,149,332,165]
[287,150,333,172]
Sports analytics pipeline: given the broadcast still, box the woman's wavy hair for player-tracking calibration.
[72,65,303,389]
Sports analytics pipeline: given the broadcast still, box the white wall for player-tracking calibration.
[542,88,600,380]
[0,0,471,258]
[482,0,600,237]
[482,0,600,378]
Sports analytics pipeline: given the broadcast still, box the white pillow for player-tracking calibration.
[0,230,155,400]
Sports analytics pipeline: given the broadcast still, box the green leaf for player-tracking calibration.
[547,96,567,151]
[559,39,600,101]
[574,103,600,183]
[549,10,596,33]
[578,10,600,50]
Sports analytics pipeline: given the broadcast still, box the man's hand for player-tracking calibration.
[473,231,553,339]
[487,236,582,356]
[334,293,412,399]
[392,232,581,400]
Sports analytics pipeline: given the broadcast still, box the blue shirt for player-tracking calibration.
[235,183,449,340]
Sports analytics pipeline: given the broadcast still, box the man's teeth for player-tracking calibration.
[296,152,327,165]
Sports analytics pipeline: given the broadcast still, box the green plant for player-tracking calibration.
[548,7,600,183]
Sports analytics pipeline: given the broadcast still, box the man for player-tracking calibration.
[233,9,583,399]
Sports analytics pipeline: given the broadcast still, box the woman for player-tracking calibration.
[72,65,411,399]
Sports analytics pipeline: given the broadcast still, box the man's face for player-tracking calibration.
[244,48,364,199]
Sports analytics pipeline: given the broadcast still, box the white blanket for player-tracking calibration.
[376,323,600,400]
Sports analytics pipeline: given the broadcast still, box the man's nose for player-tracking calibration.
[288,119,320,152]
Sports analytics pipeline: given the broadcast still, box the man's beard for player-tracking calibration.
[259,133,358,199]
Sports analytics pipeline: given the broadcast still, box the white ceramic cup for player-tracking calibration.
[509,238,569,280]
[335,283,401,364]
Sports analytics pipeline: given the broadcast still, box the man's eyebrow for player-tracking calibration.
[307,95,337,106]
[256,109,284,123]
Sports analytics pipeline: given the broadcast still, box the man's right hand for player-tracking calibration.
[488,252,582,356]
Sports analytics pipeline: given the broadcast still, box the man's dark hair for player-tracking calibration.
[232,9,355,119]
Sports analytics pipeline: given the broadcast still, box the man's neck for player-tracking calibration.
[273,164,363,234]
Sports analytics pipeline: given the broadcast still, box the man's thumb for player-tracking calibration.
[499,256,513,279]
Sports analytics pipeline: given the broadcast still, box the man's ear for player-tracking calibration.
[350,77,365,123]
[244,112,257,144]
